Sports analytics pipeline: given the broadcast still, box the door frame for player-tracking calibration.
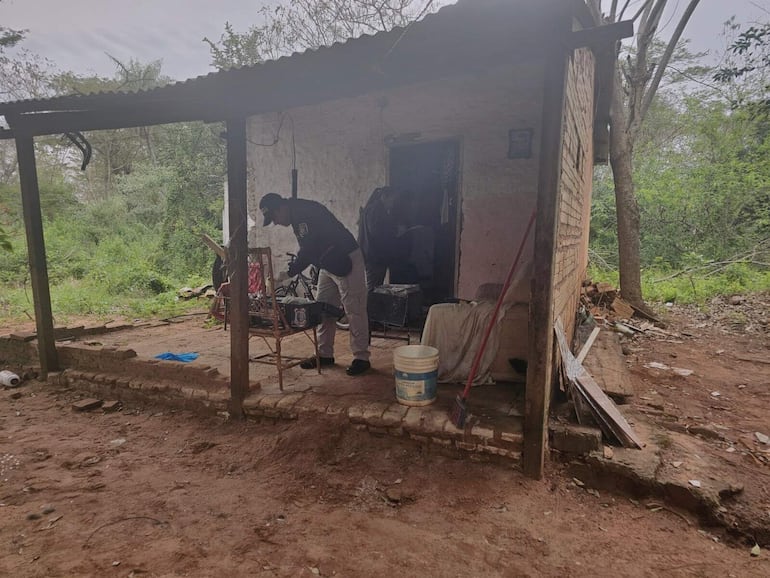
[386,136,463,298]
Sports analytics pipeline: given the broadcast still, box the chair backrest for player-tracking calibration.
[248,247,290,331]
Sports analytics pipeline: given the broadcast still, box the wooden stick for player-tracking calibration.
[200,233,227,261]
[576,327,601,364]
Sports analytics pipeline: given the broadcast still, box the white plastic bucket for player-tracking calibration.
[393,345,439,406]
[0,370,21,387]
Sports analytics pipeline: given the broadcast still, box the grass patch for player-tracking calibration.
[588,263,770,305]
[0,278,208,327]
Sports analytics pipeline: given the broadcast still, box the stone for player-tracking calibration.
[385,487,403,502]
[9,332,36,342]
[102,400,122,413]
[72,398,103,412]
[549,424,602,455]
[718,484,744,500]
[689,425,723,441]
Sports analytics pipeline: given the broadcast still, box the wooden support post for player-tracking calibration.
[15,132,59,378]
[523,36,570,479]
[226,118,250,417]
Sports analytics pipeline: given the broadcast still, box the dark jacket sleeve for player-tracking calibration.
[361,203,397,264]
[291,199,357,271]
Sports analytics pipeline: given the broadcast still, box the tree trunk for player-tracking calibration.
[609,70,645,309]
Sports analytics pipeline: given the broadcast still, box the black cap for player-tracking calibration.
[259,193,284,226]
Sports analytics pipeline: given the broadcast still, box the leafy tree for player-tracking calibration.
[52,58,173,201]
[150,121,227,279]
[587,0,701,311]
[0,23,56,251]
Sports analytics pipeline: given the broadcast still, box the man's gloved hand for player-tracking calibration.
[287,260,302,278]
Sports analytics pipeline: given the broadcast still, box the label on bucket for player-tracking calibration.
[395,369,437,402]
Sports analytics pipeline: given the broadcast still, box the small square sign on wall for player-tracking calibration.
[508,128,533,159]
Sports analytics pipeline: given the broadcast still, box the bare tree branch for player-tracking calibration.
[639,0,701,124]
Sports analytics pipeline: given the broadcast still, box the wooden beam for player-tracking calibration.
[200,233,228,261]
[523,27,570,479]
[15,133,59,377]
[4,102,219,137]
[226,117,250,418]
[576,326,601,364]
[568,20,634,50]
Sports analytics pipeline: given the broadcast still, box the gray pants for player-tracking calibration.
[315,248,370,361]
[365,261,387,292]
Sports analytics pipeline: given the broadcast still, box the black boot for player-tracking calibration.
[300,356,335,369]
[346,359,371,376]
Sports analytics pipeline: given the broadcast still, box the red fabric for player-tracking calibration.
[248,262,264,294]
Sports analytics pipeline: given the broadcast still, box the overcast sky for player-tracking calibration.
[1,0,769,81]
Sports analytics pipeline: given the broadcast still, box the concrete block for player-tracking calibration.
[362,402,387,425]
[422,410,448,434]
[401,407,424,432]
[549,424,602,455]
[275,393,304,410]
[10,331,36,342]
[258,395,282,409]
[347,402,368,424]
[381,404,408,427]
[72,398,103,412]
[431,437,452,447]
[409,433,429,444]
[469,425,494,445]
[102,400,122,413]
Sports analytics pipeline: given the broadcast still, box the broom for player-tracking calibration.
[449,210,537,428]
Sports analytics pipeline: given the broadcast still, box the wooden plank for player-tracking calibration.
[225,118,250,418]
[582,331,635,402]
[523,21,571,480]
[576,326,600,364]
[555,319,643,449]
[611,296,635,319]
[15,133,59,377]
[200,233,227,260]
[568,20,634,50]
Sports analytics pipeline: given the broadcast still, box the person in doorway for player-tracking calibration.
[259,193,371,376]
[358,186,410,291]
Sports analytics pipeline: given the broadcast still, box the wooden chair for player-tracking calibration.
[245,247,320,390]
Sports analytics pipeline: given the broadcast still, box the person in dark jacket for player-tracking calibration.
[358,186,409,291]
[259,193,370,376]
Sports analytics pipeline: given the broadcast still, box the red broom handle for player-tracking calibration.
[460,209,537,399]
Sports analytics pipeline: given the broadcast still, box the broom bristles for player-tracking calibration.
[450,394,467,428]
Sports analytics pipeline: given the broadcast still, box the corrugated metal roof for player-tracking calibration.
[0,0,463,111]
[0,0,576,132]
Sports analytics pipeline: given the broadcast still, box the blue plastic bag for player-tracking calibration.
[154,352,199,362]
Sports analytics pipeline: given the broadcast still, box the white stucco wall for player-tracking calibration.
[247,60,544,299]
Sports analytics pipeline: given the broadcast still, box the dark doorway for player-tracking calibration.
[388,139,460,303]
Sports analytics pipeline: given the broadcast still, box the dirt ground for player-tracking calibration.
[1,295,769,577]
[620,294,770,546]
